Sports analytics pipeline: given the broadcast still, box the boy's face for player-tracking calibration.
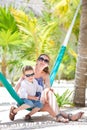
[24,70,34,82]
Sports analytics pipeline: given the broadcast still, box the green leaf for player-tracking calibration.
[55,89,74,107]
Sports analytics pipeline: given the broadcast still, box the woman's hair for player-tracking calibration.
[43,67,50,74]
[37,54,50,61]
[22,65,33,74]
[37,54,50,74]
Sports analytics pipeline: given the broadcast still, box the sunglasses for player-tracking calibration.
[38,57,49,64]
[25,73,35,77]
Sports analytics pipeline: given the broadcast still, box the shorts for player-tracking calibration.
[22,98,43,109]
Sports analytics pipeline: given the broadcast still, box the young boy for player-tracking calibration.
[9,65,43,121]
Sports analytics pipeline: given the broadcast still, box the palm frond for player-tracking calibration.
[54,89,74,108]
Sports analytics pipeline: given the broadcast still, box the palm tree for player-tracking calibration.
[11,8,59,63]
[0,7,21,77]
[73,0,87,107]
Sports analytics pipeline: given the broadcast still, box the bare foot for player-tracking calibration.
[56,114,69,123]
[69,112,84,121]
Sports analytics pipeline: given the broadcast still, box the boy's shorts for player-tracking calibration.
[22,98,43,109]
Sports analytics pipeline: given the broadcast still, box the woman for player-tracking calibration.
[12,54,84,122]
[34,54,84,121]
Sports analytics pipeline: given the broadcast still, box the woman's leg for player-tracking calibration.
[47,90,59,114]
[40,90,69,123]
[40,89,57,117]
[45,89,84,121]
[40,88,59,114]
[40,103,56,117]
[40,103,69,122]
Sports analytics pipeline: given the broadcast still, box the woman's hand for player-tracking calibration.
[40,88,50,104]
[49,88,55,93]
[40,91,48,104]
[40,88,55,104]
[33,96,40,101]
[37,64,48,72]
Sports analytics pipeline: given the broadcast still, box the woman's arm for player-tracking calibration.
[15,77,25,92]
[43,73,51,89]
[15,82,21,92]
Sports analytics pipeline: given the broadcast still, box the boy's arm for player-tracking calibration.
[27,95,39,100]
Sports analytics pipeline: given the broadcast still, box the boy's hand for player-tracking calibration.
[34,96,39,100]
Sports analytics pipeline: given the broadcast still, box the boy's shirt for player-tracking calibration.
[17,79,43,98]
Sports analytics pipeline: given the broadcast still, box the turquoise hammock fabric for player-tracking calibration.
[0,2,81,108]
[50,46,66,86]
[0,72,24,105]
[0,72,32,111]
[50,2,81,86]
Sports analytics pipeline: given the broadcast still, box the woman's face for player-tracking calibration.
[37,55,50,68]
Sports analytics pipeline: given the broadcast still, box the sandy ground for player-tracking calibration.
[0,81,87,130]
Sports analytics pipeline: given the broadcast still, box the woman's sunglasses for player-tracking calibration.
[25,73,34,77]
[38,57,49,64]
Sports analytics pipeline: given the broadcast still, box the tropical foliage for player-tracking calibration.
[0,7,22,78]
[54,89,74,108]
[0,0,81,84]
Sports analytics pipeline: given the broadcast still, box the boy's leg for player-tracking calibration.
[9,104,31,121]
[24,107,41,121]
[9,99,34,121]
[24,100,42,121]
[13,104,31,113]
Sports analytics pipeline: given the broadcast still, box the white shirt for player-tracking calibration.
[18,79,43,98]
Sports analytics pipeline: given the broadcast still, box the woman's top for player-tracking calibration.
[35,77,44,97]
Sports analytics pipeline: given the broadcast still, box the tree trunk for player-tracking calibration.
[73,0,87,107]
[0,50,7,87]
[1,47,7,77]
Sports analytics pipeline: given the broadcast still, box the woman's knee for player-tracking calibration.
[40,103,49,111]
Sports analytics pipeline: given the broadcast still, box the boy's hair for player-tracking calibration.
[22,65,33,74]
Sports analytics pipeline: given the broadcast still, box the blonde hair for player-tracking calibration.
[22,65,33,74]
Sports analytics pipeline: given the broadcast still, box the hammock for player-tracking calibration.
[0,2,81,108]
[50,2,81,86]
